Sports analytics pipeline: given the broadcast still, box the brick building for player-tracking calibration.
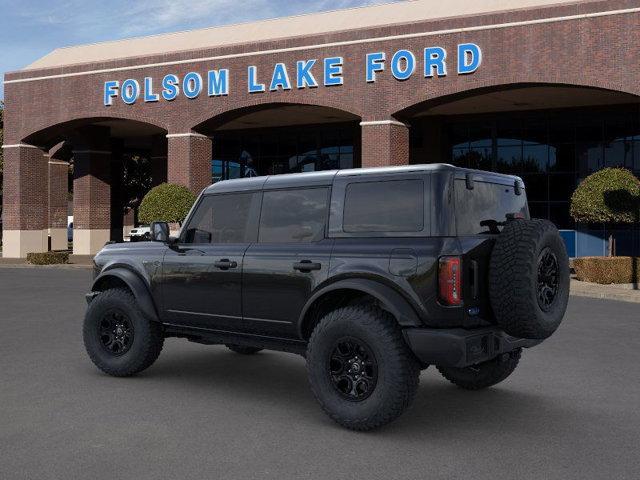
[3,0,640,257]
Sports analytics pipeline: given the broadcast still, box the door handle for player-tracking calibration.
[293,260,322,272]
[214,259,238,270]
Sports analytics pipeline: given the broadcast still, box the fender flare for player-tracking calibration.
[297,278,422,337]
[92,268,160,322]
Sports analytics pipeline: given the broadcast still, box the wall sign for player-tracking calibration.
[103,43,481,106]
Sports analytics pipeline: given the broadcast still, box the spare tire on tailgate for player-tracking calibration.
[489,219,570,340]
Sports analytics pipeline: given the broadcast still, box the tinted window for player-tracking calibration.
[183,193,259,244]
[455,180,529,235]
[343,180,424,233]
[259,188,329,243]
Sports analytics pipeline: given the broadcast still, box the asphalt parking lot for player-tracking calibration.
[1,267,638,480]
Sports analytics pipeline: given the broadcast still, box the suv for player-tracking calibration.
[83,164,570,430]
[128,225,151,242]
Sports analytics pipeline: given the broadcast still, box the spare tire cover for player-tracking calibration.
[489,219,570,340]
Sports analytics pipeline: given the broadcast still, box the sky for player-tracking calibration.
[0,0,398,100]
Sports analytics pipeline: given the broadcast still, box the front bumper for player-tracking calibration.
[403,326,541,368]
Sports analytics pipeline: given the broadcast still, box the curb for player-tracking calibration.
[570,280,640,304]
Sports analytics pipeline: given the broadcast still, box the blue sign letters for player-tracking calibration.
[103,43,482,106]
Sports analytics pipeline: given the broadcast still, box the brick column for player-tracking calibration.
[167,133,212,194]
[70,127,112,255]
[72,149,112,255]
[48,159,69,251]
[360,120,410,168]
[150,134,168,187]
[1,144,49,258]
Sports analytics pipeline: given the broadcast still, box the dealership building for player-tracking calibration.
[2,0,640,257]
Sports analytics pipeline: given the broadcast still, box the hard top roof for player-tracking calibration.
[203,164,523,194]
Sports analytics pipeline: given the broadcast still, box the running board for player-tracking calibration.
[163,323,308,356]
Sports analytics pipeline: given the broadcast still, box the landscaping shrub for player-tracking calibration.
[27,251,69,265]
[573,256,640,284]
[138,183,196,225]
[570,168,640,224]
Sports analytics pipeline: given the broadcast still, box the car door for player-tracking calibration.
[242,187,333,338]
[161,191,261,331]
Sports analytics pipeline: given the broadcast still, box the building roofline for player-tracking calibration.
[18,0,599,72]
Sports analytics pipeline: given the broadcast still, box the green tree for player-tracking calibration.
[570,167,640,256]
[138,183,196,225]
[122,154,152,208]
[570,168,640,224]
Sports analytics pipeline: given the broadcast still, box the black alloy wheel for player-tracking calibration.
[329,337,378,401]
[98,310,134,356]
[537,247,559,311]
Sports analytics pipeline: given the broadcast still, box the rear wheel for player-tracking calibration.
[437,349,521,390]
[306,305,420,431]
[83,288,164,377]
[226,344,262,355]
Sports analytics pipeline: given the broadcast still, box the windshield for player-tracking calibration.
[455,179,529,235]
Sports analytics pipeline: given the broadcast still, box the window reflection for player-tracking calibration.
[445,106,640,229]
[212,123,357,182]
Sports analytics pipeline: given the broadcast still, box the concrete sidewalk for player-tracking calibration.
[571,278,640,304]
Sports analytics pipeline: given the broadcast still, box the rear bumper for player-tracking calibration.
[403,326,541,368]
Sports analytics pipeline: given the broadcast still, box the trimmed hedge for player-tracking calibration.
[27,251,69,265]
[138,183,196,225]
[573,256,640,284]
[570,168,640,224]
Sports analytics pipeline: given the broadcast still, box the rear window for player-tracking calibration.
[343,179,424,233]
[455,180,529,235]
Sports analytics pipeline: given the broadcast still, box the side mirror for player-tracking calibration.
[150,221,170,242]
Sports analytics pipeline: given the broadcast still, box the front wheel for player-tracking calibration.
[306,305,420,431]
[83,288,164,377]
[437,349,522,390]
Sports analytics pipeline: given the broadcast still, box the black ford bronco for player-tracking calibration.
[84,164,570,430]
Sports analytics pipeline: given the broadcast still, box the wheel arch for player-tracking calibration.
[297,279,422,339]
[92,268,160,323]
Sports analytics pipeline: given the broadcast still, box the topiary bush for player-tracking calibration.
[138,183,196,225]
[570,168,640,224]
[27,251,69,265]
[573,256,639,284]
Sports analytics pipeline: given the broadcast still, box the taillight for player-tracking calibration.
[438,256,462,306]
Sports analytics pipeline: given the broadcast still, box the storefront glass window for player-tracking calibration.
[439,105,640,229]
[211,123,358,182]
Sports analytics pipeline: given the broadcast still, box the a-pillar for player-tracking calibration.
[72,127,112,255]
[360,120,410,168]
[48,154,69,251]
[151,134,168,187]
[166,132,212,194]
[1,143,49,257]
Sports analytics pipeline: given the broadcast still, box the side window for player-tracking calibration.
[183,192,260,244]
[259,188,329,243]
[343,179,424,233]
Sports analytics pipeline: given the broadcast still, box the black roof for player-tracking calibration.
[203,164,523,194]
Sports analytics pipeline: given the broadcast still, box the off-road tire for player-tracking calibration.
[306,305,420,431]
[489,219,570,339]
[226,344,263,355]
[437,349,522,390]
[83,288,164,377]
